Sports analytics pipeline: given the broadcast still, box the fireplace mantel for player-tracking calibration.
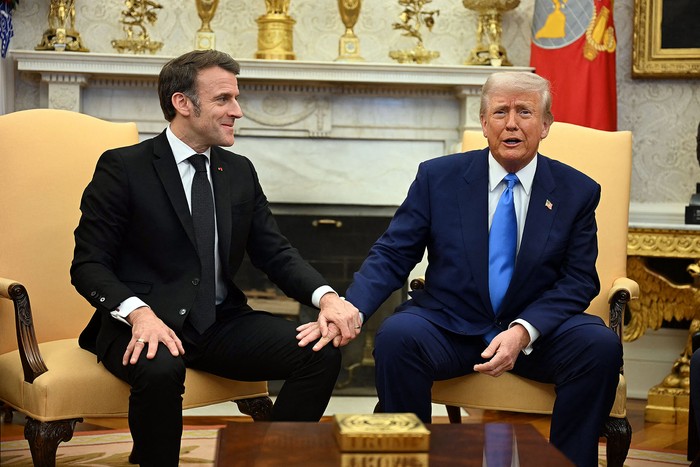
[10,50,531,208]
[11,50,532,131]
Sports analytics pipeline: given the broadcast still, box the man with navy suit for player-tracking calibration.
[71,50,361,466]
[298,72,621,467]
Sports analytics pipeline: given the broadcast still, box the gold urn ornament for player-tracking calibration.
[255,0,296,60]
[35,0,89,52]
[336,0,364,62]
[462,0,520,66]
[195,0,220,50]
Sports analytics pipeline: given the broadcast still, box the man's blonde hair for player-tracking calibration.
[480,72,554,125]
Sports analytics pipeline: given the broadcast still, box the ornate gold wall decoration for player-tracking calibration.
[195,0,219,50]
[111,0,164,55]
[389,0,440,64]
[35,0,89,52]
[255,0,296,60]
[462,0,520,66]
[336,0,364,62]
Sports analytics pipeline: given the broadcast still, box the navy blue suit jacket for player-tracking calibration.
[346,148,602,342]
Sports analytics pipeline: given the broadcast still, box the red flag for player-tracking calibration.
[530,0,617,131]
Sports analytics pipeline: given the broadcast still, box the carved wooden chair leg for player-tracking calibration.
[601,416,632,467]
[0,401,13,423]
[236,396,273,421]
[446,405,462,423]
[24,417,82,467]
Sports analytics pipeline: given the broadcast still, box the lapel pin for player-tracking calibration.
[545,199,553,210]
[217,167,224,172]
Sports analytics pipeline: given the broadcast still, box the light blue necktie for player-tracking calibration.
[488,173,519,316]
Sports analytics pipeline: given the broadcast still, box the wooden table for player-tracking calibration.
[215,422,573,466]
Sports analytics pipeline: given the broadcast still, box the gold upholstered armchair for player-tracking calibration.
[426,122,638,467]
[0,109,272,467]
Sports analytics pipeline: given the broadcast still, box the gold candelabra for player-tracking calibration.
[195,0,219,50]
[462,0,520,66]
[111,0,164,54]
[255,0,296,60]
[35,0,89,52]
[336,0,364,62]
[389,0,440,65]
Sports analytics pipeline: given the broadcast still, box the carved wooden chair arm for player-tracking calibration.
[608,277,639,338]
[409,277,425,290]
[0,277,48,383]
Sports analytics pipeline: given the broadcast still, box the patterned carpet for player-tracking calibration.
[0,427,690,466]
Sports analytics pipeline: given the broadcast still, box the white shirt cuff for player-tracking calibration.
[510,319,540,355]
[110,296,150,326]
[312,286,337,308]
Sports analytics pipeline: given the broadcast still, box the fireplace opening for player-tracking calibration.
[234,205,407,395]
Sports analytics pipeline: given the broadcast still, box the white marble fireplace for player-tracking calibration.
[10,50,531,209]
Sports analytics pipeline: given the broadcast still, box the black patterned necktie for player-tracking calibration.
[188,154,216,333]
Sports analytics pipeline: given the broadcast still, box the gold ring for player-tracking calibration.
[354,326,361,329]
[136,338,145,343]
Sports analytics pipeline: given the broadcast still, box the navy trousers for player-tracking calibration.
[373,305,622,467]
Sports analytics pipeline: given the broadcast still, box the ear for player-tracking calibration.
[540,120,552,140]
[171,92,192,117]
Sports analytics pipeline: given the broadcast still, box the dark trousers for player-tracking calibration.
[100,306,341,467]
[373,306,622,467]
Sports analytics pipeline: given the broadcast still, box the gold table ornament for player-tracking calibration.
[625,226,700,424]
[336,0,364,62]
[111,0,164,55]
[35,0,89,52]
[255,0,296,60]
[389,0,440,64]
[462,0,520,66]
[333,413,430,452]
[195,0,219,50]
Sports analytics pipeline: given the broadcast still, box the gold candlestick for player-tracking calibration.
[195,0,219,50]
[462,0,520,66]
[35,0,89,52]
[255,0,296,60]
[336,0,364,62]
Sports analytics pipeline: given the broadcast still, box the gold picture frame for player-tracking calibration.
[632,0,700,78]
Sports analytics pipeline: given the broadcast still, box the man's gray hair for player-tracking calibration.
[480,72,554,125]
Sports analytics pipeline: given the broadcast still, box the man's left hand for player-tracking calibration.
[297,294,362,351]
[473,324,530,377]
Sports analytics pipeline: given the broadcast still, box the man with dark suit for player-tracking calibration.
[71,50,361,466]
[298,72,621,467]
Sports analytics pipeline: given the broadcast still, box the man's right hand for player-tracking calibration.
[122,306,185,365]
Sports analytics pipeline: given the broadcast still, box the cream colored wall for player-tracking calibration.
[6,0,700,208]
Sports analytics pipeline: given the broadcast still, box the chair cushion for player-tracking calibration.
[432,372,626,418]
[0,339,268,422]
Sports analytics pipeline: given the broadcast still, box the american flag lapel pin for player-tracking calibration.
[217,167,224,172]
[545,199,553,210]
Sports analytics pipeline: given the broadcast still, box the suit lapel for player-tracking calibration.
[457,150,493,315]
[152,131,197,248]
[506,154,558,305]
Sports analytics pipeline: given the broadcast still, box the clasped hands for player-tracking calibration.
[296,293,362,351]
